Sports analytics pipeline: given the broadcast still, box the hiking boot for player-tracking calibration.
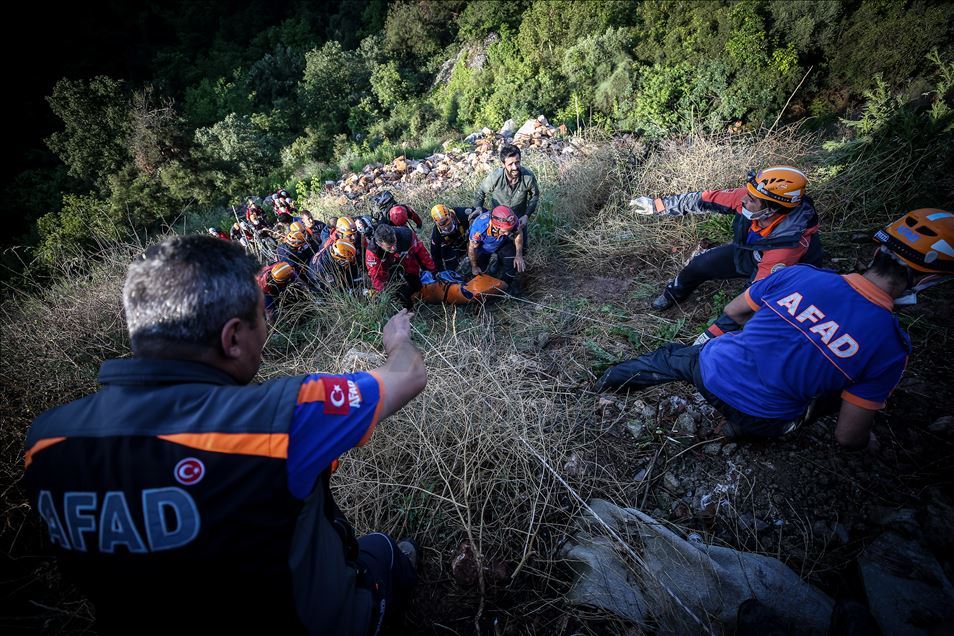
[594,369,613,394]
[397,537,419,570]
[651,291,675,310]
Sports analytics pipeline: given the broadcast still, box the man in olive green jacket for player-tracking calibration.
[474,144,540,239]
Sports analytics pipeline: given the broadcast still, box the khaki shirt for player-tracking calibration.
[474,167,540,218]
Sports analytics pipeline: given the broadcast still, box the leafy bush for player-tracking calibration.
[45,77,130,188]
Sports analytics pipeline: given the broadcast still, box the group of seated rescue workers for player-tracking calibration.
[211,145,954,454]
[209,144,539,317]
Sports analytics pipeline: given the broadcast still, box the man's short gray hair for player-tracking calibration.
[123,235,261,354]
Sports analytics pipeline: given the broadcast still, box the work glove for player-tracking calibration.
[629,196,658,215]
[693,312,743,346]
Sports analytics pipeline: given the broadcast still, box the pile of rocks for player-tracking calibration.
[323,115,586,209]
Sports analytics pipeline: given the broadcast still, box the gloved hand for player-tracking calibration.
[470,206,485,221]
[629,196,658,215]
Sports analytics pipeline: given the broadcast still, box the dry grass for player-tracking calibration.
[2,125,950,633]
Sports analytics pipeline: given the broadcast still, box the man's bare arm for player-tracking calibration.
[834,401,877,449]
[371,310,427,420]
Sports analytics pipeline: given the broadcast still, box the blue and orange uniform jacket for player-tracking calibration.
[699,265,909,420]
[654,186,822,280]
[23,358,384,635]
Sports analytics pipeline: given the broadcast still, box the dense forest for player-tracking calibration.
[5,0,953,273]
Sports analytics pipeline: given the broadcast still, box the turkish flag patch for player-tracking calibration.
[321,376,351,415]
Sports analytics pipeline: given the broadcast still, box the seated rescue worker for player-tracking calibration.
[22,235,426,634]
[468,205,525,295]
[366,224,436,308]
[372,191,423,228]
[595,209,954,449]
[308,239,361,293]
[257,260,296,319]
[276,229,315,272]
[207,227,229,240]
[631,166,823,310]
[429,204,472,273]
[298,210,326,250]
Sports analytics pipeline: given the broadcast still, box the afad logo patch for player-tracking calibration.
[322,376,351,415]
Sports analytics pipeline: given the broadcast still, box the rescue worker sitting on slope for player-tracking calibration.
[366,224,436,308]
[429,203,473,273]
[307,239,361,294]
[595,208,954,450]
[372,190,423,228]
[631,166,822,310]
[257,260,297,319]
[469,205,525,296]
[276,229,315,273]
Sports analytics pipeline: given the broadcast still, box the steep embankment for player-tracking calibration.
[2,124,953,633]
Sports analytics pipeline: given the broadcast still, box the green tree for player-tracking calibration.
[45,77,130,188]
[298,41,372,154]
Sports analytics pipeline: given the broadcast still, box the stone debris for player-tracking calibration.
[928,414,954,435]
[315,114,593,213]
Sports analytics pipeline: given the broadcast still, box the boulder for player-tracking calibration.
[859,531,954,635]
[499,119,516,137]
[560,499,834,633]
[393,156,408,173]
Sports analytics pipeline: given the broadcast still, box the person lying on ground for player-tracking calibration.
[366,224,437,308]
[596,208,954,450]
[429,204,473,273]
[468,205,525,296]
[23,235,427,635]
[631,166,823,311]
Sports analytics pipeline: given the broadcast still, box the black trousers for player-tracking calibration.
[475,239,517,286]
[600,342,795,438]
[665,244,745,300]
[356,533,417,635]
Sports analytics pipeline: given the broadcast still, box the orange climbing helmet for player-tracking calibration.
[289,221,305,233]
[746,166,807,209]
[431,204,457,233]
[490,205,517,234]
[285,230,306,248]
[270,261,295,285]
[330,239,357,264]
[336,216,357,237]
[874,209,954,274]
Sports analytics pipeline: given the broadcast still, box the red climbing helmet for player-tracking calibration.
[490,205,517,234]
[389,205,410,227]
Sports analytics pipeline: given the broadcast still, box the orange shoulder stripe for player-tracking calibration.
[157,433,289,459]
[297,378,326,404]
[357,371,386,447]
[24,437,67,470]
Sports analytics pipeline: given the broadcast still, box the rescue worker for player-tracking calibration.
[272,189,296,223]
[308,239,361,293]
[366,224,436,308]
[22,235,426,634]
[372,191,423,228]
[595,208,954,449]
[230,222,254,247]
[297,211,325,251]
[631,166,823,310]
[277,229,315,273]
[468,205,525,295]
[385,205,422,229]
[429,204,472,273]
[474,144,539,249]
[257,260,296,319]
[207,227,229,240]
